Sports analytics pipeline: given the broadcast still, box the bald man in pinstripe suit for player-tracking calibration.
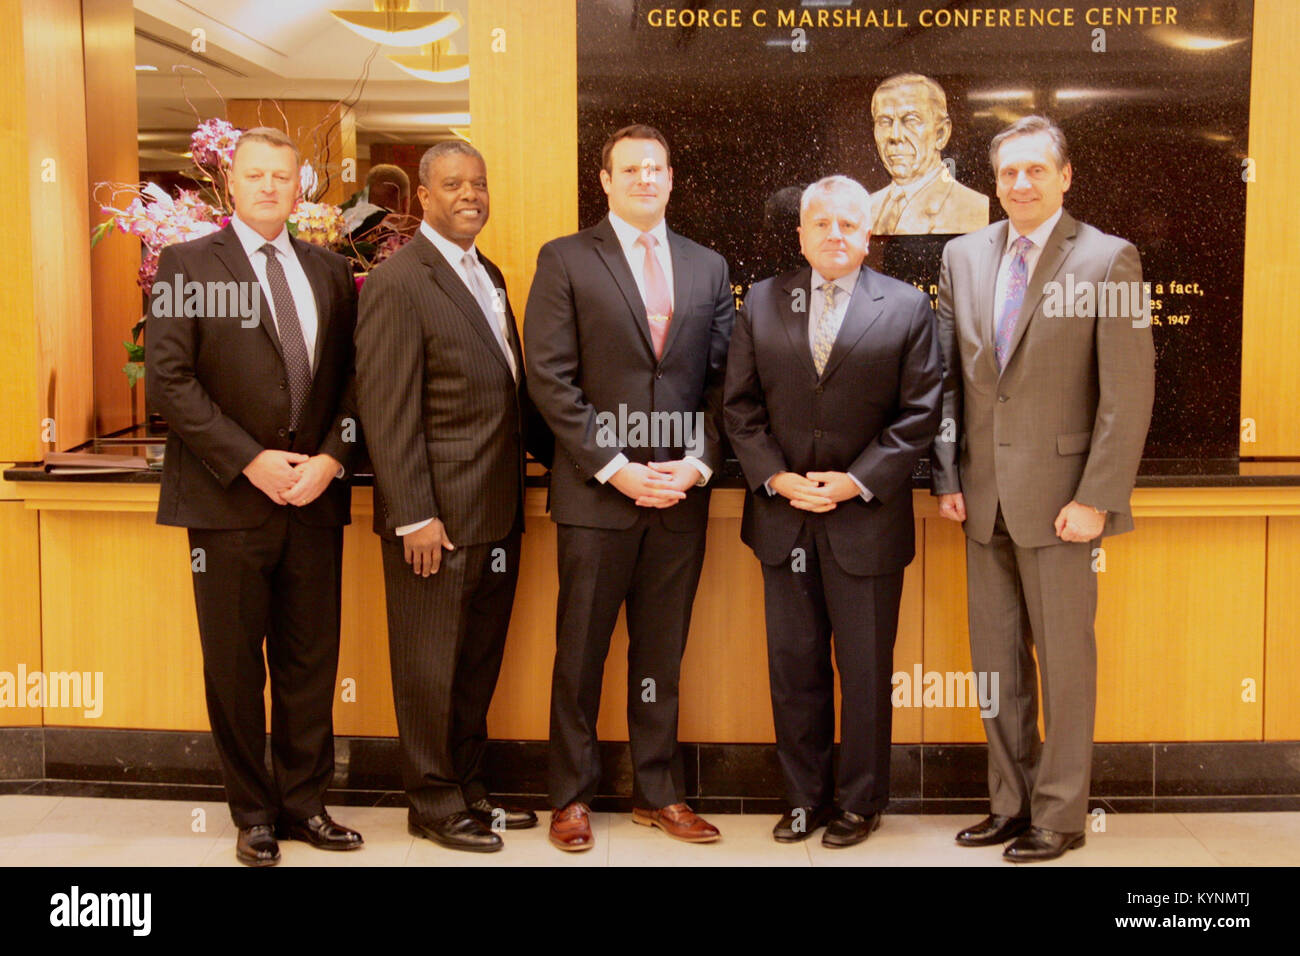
[356,142,552,853]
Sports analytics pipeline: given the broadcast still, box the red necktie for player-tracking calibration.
[637,232,672,358]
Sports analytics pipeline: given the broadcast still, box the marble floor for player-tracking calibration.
[1,795,1297,866]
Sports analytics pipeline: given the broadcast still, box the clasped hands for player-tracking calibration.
[937,492,1105,543]
[609,460,700,508]
[769,471,860,512]
[243,449,341,508]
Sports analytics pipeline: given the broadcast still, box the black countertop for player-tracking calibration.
[8,456,1300,488]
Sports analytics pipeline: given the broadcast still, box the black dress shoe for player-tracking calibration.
[408,811,504,853]
[276,812,364,851]
[821,810,882,848]
[236,824,280,867]
[468,797,538,831]
[955,814,1032,847]
[1003,826,1086,862]
[773,805,835,843]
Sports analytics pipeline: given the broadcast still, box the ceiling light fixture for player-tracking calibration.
[331,0,461,48]
[386,40,469,83]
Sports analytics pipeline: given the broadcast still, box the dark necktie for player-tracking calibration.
[259,243,312,430]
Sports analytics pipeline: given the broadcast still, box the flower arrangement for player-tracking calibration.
[94,115,412,386]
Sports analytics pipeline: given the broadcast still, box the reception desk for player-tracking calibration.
[3,462,1299,809]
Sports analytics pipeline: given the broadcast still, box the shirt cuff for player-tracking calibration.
[396,518,434,536]
[682,456,711,486]
[335,465,345,480]
[594,453,629,484]
[847,473,874,502]
[763,474,779,496]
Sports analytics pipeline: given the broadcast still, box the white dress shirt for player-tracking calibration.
[993,206,1063,327]
[763,266,872,502]
[230,213,320,372]
[593,211,711,488]
[230,213,346,480]
[397,221,518,537]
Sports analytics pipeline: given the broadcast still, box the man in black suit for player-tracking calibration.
[525,125,735,851]
[355,141,552,853]
[724,175,941,847]
[146,127,364,866]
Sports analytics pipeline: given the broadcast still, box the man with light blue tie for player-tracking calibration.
[724,175,942,847]
[930,116,1155,862]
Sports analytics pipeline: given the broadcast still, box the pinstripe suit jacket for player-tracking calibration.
[355,230,551,546]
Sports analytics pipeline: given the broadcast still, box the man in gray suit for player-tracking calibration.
[355,141,551,853]
[930,115,1154,862]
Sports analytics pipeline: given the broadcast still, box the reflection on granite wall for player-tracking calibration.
[577,0,1252,461]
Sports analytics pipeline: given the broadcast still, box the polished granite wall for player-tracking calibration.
[578,0,1253,461]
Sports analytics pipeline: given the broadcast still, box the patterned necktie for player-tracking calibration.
[259,244,312,431]
[995,236,1035,370]
[811,281,841,376]
[873,186,907,234]
[462,251,517,380]
[636,232,673,358]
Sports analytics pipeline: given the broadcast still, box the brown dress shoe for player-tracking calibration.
[549,802,594,852]
[631,803,720,843]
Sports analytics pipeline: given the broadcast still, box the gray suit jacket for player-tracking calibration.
[930,210,1155,548]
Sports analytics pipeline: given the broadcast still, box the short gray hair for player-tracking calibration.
[418,140,485,188]
[800,175,872,220]
[989,115,1070,172]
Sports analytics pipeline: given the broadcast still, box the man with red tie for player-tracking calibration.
[525,125,735,851]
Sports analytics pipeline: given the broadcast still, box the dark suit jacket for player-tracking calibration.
[523,217,735,531]
[724,265,942,576]
[929,211,1155,547]
[354,231,552,546]
[146,223,359,530]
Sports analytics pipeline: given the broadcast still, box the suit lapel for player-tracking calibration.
[211,224,283,361]
[1000,211,1077,374]
[415,233,514,379]
[779,267,819,382]
[292,238,332,372]
[819,267,884,383]
[659,229,695,360]
[592,218,656,356]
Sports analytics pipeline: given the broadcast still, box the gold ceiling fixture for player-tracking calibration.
[386,40,469,83]
[331,0,461,48]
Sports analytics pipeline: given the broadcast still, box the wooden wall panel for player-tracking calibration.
[1,0,94,461]
[0,495,43,727]
[1264,516,1300,739]
[926,515,1268,743]
[83,0,141,435]
[468,0,578,328]
[23,0,95,454]
[1241,0,1300,456]
[1095,518,1265,740]
[0,1,41,462]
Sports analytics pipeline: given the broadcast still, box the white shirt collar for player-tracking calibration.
[1006,206,1064,254]
[230,213,293,259]
[420,219,479,270]
[608,211,669,252]
[811,266,861,299]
